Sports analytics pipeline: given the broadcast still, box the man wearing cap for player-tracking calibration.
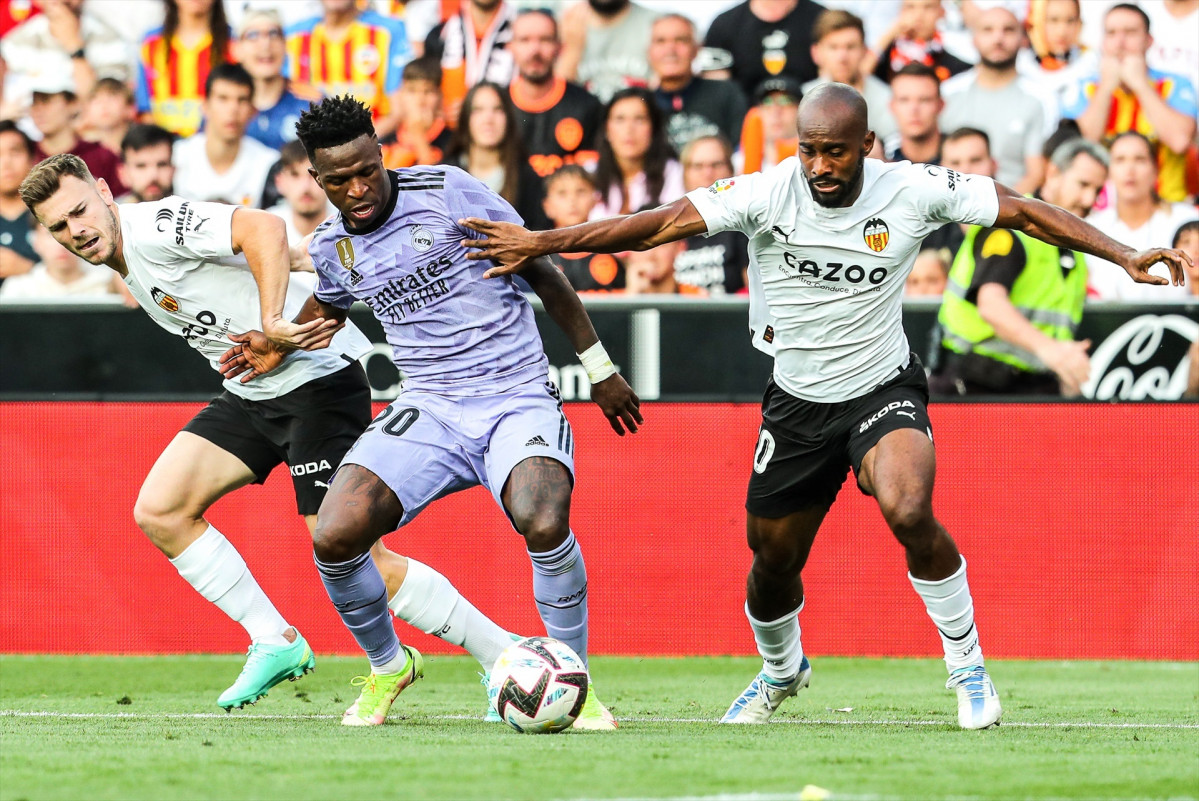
[28,74,126,197]
[649,13,747,155]
[741,76,801,173]
[940,2,1058,195]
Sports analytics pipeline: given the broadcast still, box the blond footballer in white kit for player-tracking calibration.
[461,83,1190,730]
[19,155,527,716]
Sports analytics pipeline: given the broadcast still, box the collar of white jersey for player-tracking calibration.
[796,157,886,219]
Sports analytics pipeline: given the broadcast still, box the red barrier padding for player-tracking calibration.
[1,403,1195,659]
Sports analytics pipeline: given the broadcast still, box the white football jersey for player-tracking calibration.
[687,158,999,403]
[118,197,371,401]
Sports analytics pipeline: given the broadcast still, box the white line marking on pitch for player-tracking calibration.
[1,711,1196,729]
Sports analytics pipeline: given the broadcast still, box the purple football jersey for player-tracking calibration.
[310,167,548,395]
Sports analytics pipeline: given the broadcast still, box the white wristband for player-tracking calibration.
[577,341,617,384]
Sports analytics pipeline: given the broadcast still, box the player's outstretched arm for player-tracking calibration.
[460,197,708,278]
[992,184,1193,286]
[231,209,341,349]
[218,295,349,383]
[523,257,644,436]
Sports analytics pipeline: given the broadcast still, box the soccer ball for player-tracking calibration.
[488,636,589,733]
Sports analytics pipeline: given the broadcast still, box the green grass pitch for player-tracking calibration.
[1,655,1195,801]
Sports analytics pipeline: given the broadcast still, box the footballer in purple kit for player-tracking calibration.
[221,95,641,729]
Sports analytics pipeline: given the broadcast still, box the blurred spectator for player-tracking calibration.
[873,0,971,84]
[0,120,38,284]
[625,239,686,295]
[558,0,655,104]
[1061,3,1197,203]
[885,62,942,163]
[382,57,451,168]
[590,87,684,219]
[0,1,39,39]
[425,0,514,127]
[941,3,1054,194]
[447,81,548,229]
[542,165,625,292]
[820,0,901,52]
[1039,137,1109,219]
[29,74,126,197]
[905,248,949,297]
[267,140,333,280]
[740,76,800,173]
[1021,0,1094,108]
[1144,0,1199,99]
[224,0,323,32]
[235,8,319,151]
[78,77,136,155]
[172,63,275,207]
[930,137,1098,398]
[1083,131,1194,301]
[116,123,175,204]
[286,0,411,139]
[675,134,748,295]
[924,126,998,263]
[373,0,441,58]
[136,0,232,138]
[649,14,747,155]
[703,0,824,101]
[804,9,896,144]
[507,9,600,178]
[0,0,133,106]
[0,222,121,301]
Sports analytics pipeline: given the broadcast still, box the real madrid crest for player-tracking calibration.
[864,218,889,253]
[410,225,434,252]
[335,237,356,270]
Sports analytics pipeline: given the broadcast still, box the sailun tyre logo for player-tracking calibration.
[155,208,174,232]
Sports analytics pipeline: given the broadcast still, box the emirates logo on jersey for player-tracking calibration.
[335,237,356,271]
[864,218,889,252]
[151,287,180,313]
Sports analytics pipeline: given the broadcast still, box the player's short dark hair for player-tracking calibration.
[1106,2,1150,33]
[204,62,254,99]
[19,153,94,212]
[278,139,311,169]
[296,94,376,163]
[0,119,36,158]
[891,62,941,90]
[944,126,991,154]
[402,56,442,85]
[1172,219,1199,248]
[120,123,175,158]
[544,164,595,191]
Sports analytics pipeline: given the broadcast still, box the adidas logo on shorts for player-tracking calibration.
[525,435,549,447]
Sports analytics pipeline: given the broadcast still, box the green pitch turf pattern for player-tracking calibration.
[1,656,1195,801]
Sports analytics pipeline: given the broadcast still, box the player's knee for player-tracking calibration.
[514,507,570,552]
[880,494,935,539]
[312,514,370,563]
[748,528,804,575]
[133,495,192,550]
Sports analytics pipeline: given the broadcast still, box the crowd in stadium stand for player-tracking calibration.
[0,0,1196,393]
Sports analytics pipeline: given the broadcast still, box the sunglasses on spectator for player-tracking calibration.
[242,28,284,41]
[760,94,798,107]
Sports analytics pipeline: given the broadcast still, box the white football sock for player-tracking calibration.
[388,558,513,671]
[169,525,290,646]
[910,557,983,672]
[746,602,804,683]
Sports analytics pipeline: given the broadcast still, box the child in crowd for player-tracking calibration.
[382,57,452,169]
[905,248,950,297]
[542,165,624,293]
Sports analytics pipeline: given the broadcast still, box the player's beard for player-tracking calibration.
[807,156,865,208]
